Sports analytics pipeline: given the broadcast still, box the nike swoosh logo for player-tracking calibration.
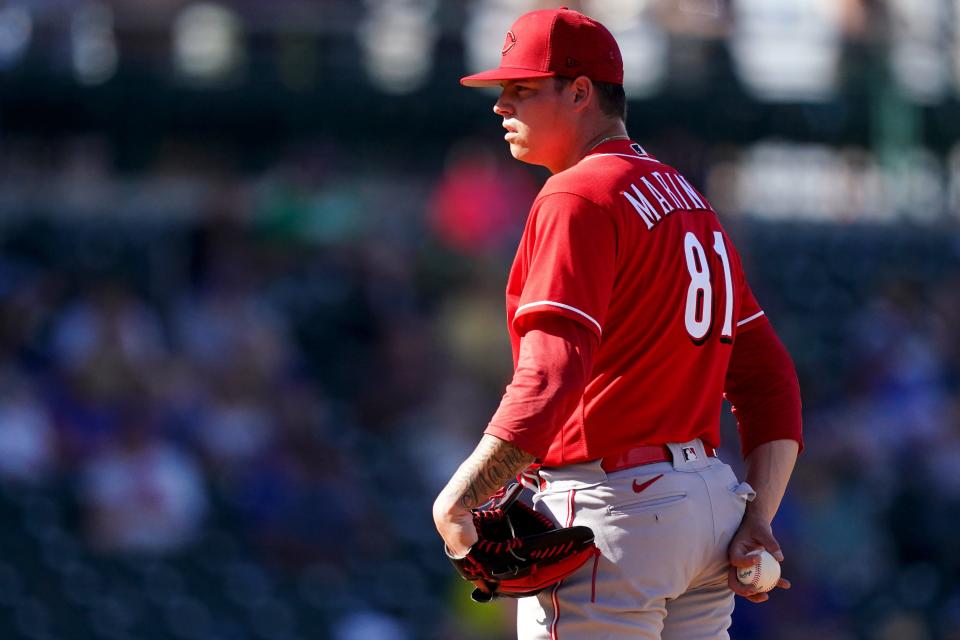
[632,474,664,493]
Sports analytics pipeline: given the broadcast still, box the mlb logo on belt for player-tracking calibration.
[682,446,698,462]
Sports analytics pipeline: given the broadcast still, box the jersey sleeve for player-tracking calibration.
[513,193,617,339]
[724,319,803,457]
[485,315,597,459]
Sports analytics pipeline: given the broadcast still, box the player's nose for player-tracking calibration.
[493,98,512,117]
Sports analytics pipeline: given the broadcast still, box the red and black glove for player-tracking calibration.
[447,483,598,602]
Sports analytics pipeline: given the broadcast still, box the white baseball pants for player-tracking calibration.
[517,439,755,640]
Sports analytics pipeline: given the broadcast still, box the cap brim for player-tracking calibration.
[460,67,556,88]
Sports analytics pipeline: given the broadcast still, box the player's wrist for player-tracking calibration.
[741,505,774,526]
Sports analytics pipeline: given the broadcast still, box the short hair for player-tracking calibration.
[555,77,627,122]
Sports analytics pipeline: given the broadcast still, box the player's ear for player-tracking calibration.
[570,76,592,112]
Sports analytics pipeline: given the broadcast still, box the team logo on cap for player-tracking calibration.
[501,30,517,55]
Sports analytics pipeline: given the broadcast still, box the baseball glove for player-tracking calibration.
[447,483,598,602]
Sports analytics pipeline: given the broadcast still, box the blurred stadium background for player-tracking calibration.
[0,0,957,638]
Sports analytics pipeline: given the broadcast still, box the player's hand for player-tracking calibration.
[727,512,791,603]
[432,494,479,558]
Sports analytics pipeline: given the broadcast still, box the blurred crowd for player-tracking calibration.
[727,223,960,640]
[0,134,957,639]
[0,135,537,639]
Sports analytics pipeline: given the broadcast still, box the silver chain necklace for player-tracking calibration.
[590,134,630,150]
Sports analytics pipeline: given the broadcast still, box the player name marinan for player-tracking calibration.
[620,170,712,230]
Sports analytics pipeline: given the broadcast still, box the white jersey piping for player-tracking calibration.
[515,301,602,335]
[737,311,765,327]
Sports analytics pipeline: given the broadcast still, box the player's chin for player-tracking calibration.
[507,142,527,160]
[508,144,539,166]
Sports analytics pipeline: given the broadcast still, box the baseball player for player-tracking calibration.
[432,8,803,639]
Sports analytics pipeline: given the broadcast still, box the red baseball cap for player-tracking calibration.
[461,7,623,88]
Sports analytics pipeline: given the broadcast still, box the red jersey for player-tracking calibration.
[499,139,766,466]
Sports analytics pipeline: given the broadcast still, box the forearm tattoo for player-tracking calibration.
[448,436,535,510]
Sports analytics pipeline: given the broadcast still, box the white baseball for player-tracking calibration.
[736,549,781,593]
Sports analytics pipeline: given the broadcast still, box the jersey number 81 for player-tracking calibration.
[682,231,733,345]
